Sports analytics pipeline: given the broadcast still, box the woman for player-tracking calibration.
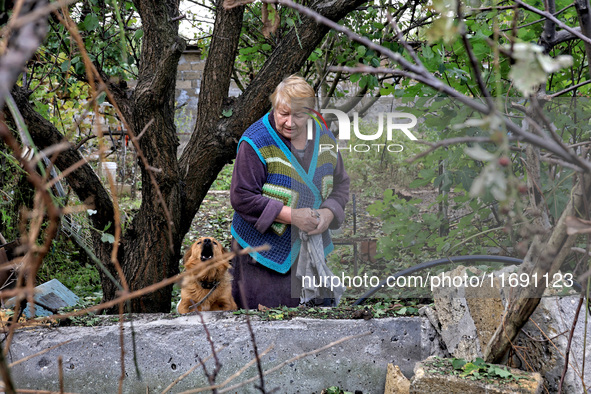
[230,75,349,309]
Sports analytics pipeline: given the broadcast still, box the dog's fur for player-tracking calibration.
[177,237,237,314]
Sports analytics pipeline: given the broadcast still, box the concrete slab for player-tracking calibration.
[5,279,79,317]
[8,313,442,394]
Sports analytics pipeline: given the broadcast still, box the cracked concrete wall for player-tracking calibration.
[9,314,442,393]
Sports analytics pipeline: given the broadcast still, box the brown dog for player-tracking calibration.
[177,237,237,314]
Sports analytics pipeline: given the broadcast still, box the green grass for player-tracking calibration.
[211,164,233,190]
[40,236,103,305]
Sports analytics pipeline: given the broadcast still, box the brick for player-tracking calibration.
[182,71,200,80]
[176,80,192,89]
[177,63,191,71]
[191,62,205,71]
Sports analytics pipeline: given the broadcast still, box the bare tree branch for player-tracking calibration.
[515,0,591,46]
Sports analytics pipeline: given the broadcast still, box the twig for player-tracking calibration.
[572,247,591,257]
[457,1,495,112]
[118,302,125,394]
[232,276,269,393]
[500,3,575,32]
[0,248,267,330]
[53,9,129,293]
[0,0,78,33]
[30,142,71,167]
[549,80,591,98]
[558,297,585,393]
[0,124,62,352]
[58,356,64,394]
[528,317,585,381]
[280,0,591,172]
[388,16,422,67]
[9,340,72,368]
[240,284,265,393]
[406,136,498,163]
[8,390,78,394]
[0,340,16,394]
[470,5,515,11]
[530,97,591,171]
[161,346,227,394]
[196,312,222,392]
[538,154,587,172]
[177,345,274,394]
[514,0,591,46]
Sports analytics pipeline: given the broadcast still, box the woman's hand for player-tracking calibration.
[276,207,334,234]
[307,208,334,235]
[291,208,321,233]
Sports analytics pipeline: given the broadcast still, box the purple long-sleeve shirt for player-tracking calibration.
[230,111,350,234]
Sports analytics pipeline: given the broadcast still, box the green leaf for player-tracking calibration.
[409,178,432,188]
[60,61,71,73]
[97,92,107,105]
[83,13,99,32]
[422,45,434,59]
[380,82,395,96]
[101,233,115,244]
[134,29,144,40]
[222,109,233,117]
[451,358,466,370]
[490,366,512,378]
[462,362,481,376]
[239,47,257,55]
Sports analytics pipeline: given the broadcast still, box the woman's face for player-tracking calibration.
[274,105,309,142]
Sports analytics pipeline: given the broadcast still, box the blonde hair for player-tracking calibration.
[270,75,315,109]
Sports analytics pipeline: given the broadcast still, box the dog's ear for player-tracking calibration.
[183,245,193,264]
[220,244,228,254]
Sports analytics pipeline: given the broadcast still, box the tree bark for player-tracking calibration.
[484,173,591,363]
[575,0,591,76]
[116,0,186,312]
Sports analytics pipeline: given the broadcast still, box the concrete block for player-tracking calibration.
[384,363,410,394]
[514,296,591,393]
[9,314,441,393]
[410,356,543,394]
[429,264,590,393]
[5,279,78,317]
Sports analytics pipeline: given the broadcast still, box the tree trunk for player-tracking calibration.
[115,0,187,312]
[484,173,591,363]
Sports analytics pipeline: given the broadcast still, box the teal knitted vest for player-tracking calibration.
[231,114,338,273]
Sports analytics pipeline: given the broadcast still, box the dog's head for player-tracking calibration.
[183,237,230,281]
